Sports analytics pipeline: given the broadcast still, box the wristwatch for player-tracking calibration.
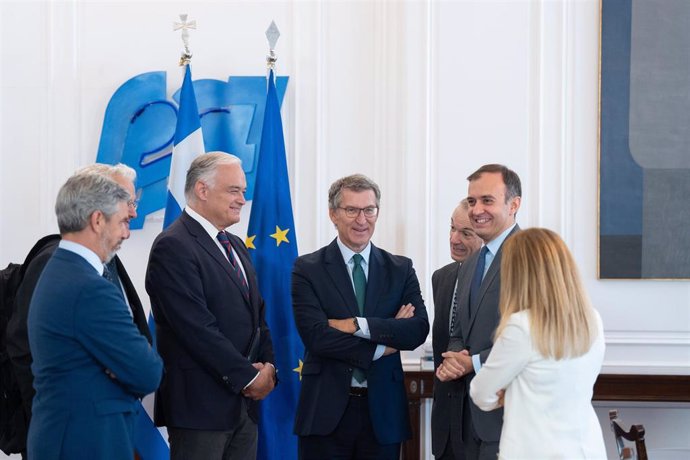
[352,317,361,333]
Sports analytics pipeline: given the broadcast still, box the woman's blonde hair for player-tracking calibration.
[496,228,596,359]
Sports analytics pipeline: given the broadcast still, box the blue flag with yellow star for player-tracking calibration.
[247,69,303,460]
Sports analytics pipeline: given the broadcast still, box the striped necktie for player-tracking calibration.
[217,231,250,301]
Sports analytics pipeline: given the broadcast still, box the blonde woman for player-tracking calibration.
[469,228,606,459]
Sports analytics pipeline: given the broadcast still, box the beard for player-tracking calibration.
[101,235,122,263]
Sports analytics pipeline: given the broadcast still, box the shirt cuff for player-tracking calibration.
[373,344,386,361]
[472,353,482,373]
[353,317,371,339]
[243,371,261,390]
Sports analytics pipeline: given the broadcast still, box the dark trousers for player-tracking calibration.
[168,406,257,460]
[298,394,400,460]
[461,396,499,460]
[436,439,465,460]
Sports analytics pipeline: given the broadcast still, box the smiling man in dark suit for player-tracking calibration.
[431,199,482,459]
[292,174,429,460]
[436,164,522,460]
[146,152,275,459]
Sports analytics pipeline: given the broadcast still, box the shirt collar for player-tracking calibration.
[58,239,105,275]
[485,222,517,256]
[185,206,228,240]
[336,238,372,266]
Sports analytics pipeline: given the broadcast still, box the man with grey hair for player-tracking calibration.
[431,199,482,459]
[146,151,276,459]
[26,172,162,459]
[292,173,429,459]
[5,163,153,459]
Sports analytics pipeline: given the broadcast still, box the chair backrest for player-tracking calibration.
[609,410,648,460]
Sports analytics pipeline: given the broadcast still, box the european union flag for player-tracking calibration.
[247,69,303,460]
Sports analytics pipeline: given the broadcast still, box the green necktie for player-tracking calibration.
[351,254,367,384]
[352,254,367,315]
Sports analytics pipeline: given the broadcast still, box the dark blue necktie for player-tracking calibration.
[469,246,489,308]
[217,231,250,301]
[103,259,119,287]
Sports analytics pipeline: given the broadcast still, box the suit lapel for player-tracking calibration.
[466,224,520,335]
[181,212,251,309]
[363,244,387,317]
[439,263,459,334]
[113,255,152,343]
[324,240,360,317]
[459,253,477,340]
[228,234,260,325]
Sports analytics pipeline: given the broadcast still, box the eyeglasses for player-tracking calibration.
[127,189,142,210]
[337,206,379,218]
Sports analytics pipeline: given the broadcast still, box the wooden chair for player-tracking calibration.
[609,410,648,460]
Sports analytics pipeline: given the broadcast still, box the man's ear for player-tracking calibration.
[194,180,207,201]
[509,196,522,216]
[89,210,104,233]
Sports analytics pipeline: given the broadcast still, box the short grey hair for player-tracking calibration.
[328,174,381,210]
[184,152,242,201]
[76,163,137,182]
[458,198,470,211]
[55,173,130,234]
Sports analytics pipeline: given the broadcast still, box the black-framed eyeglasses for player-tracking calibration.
[337,206,379,218]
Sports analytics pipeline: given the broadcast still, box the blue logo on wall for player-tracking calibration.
[96,72,288,229]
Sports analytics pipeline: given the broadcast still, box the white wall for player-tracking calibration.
[1,1,689,458]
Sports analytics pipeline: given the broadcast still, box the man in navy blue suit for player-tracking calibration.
[292,174,429,459]
[146,152,276,459]
[6,164,153,459]
[27,172,163,459]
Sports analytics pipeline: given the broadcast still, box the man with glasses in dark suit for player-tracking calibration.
[292,174,429,460]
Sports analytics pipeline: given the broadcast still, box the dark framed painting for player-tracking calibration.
[599,0,690,279]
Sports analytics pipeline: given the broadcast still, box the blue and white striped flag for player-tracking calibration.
[163,64,205,227]
[134,63,204,460]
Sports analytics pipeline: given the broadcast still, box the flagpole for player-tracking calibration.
[251,21,303,460]
[163,14,205,229]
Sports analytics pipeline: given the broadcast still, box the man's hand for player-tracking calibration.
[242,363,276,400]
[496,389,505,407]
[395,303,415,319]
[327,303,415,335]
[435,362,464,382]
[438,349,474,380]
[328,318,357,334]
[383,346,398,356]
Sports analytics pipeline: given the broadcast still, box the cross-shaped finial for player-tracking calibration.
[173,14,197,66]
